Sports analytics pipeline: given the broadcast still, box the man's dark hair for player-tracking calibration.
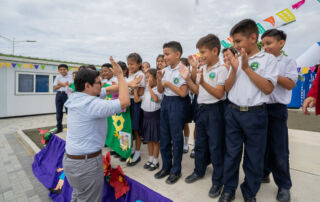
[222,47,238,56]
[261,29,287,41]
[230,19,259,42]
[87,65,97,71]
[180,58,189,67]
[58,64,68,70]
[101,63,112,68]
[75,68,99,92]
[196,34,221,55]
[163,41,183,58]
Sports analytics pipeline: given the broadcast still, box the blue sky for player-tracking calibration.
[0,0,319,66]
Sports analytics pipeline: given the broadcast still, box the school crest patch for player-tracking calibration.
[173,77,179,84]
[250,62,259,71]
[209,72,216,79]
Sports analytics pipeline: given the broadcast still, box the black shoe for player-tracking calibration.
[190,149,195,158]
[244,197,256,202]
[55,129,63,134]
[165,173,182,184]
[48,188,62,194]
[209,185,222,198]
[261,176,270,183]
[218,192,235,202]
[110,151,117,155]
[185,172,203,183]
[143,161,152,169]
[148,163,159,171]
[127,156,141,166]
[154,169,170,179]
[120,157,126,162]
[277,188,290,202]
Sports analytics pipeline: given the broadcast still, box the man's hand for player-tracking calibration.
[188,55,198,68]
[109,56,123,77]
[179,65,190,80]
[240,48,249,71]
[302,97,316,115]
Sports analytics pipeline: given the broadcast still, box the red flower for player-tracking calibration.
[109,166,130,199]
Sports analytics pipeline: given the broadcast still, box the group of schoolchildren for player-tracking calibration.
[53,18,298,202]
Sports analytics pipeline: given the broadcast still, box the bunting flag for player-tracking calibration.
[41,65,45,70]
[6,63,11,68]
[0,62,4,68]
[104,84,132,159]
[23,64,29,69]
[12,63,16,68]
[29,64,34,69]
[257,23,266,34]
[297,67,301,73]
[227,37,233,43]
[301,67,309,74]
[263,16,275,26]
[276,8,296,22]
[52,65,56,70]
[17,63,22,68]
[292,0,306,9]
[221,40,231,48]
[310,66,316,72]
[74,67,79,71]
[68,66,72,71]
[34,64,39,69]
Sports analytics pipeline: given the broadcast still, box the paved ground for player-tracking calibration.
[1,112,320,202]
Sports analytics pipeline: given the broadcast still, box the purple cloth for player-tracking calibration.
[32,134,172,202]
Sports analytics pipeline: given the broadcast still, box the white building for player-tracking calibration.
[0,55,86,118]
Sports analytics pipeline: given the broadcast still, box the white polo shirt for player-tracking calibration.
[126,70,146,98]
[53,74,73,92]
[162,62,187,96]
[102,76,118,85]
[268,55,298,104]
[197,62,229,104]
[141,86,163,112]
[228,51,279,107]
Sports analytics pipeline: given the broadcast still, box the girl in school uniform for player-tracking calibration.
[133,69,163,171]
[126,53,146,166]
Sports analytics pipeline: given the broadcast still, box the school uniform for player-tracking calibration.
[102,76,118,85]
[223,51,279,199]
[53,74,73,131]
[160,62,188,175]
[141,86,163,142]
[194,62,228,186]
[264,55,298,190]
[126,70,146,131]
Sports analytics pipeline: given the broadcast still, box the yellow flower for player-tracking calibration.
[112,115,124,132]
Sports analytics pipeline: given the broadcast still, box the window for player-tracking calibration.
[36,75,49,92]
[18,74,34,92]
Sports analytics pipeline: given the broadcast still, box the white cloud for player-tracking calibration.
[0,0,319,66]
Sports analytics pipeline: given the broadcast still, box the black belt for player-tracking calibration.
[198,101,223,108]
[229,102,265,112]
[57,91,66,94]
[66,150,101,160]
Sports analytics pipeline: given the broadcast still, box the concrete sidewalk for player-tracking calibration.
[1,114,319,202]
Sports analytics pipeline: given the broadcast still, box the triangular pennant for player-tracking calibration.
[6,63,11,68]
[29,64,34,69]
[34,64,39,69]
[74,67,79,71]
[17,63,22,68]
[301,67,309,74]
[52,65,56,70]
[68,66,72,71]
[227,37,233,43]
[41,65,45,70]
[23,64,29,69]
[292,0,306,10]
[263,16,275,27]
[221,40,231,48]
[310,66,316,72]
[257,23,266,34]
[276,8,296,23]
[12,63,17,68]
[0,62,4,68]
[297,67,301,72]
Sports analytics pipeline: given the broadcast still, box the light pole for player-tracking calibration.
[0,34,36,55]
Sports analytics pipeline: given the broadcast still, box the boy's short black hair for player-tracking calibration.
[230,19,259,42]
[75,69,99,92]
[58,64,68,70]
[261,29,287,41]
[101,63,112,68]
[222,47,238,55]
[87,65,97,71]
[180,58,189,67]
[196,34,221,55]
[163,41,183,58]
[147,68,157,79]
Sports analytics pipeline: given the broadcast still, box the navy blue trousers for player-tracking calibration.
[160,96,187,174]
[194,101,225,186]
[264,104,292,189]
[223,103,268,198]
[55,92,68,130]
